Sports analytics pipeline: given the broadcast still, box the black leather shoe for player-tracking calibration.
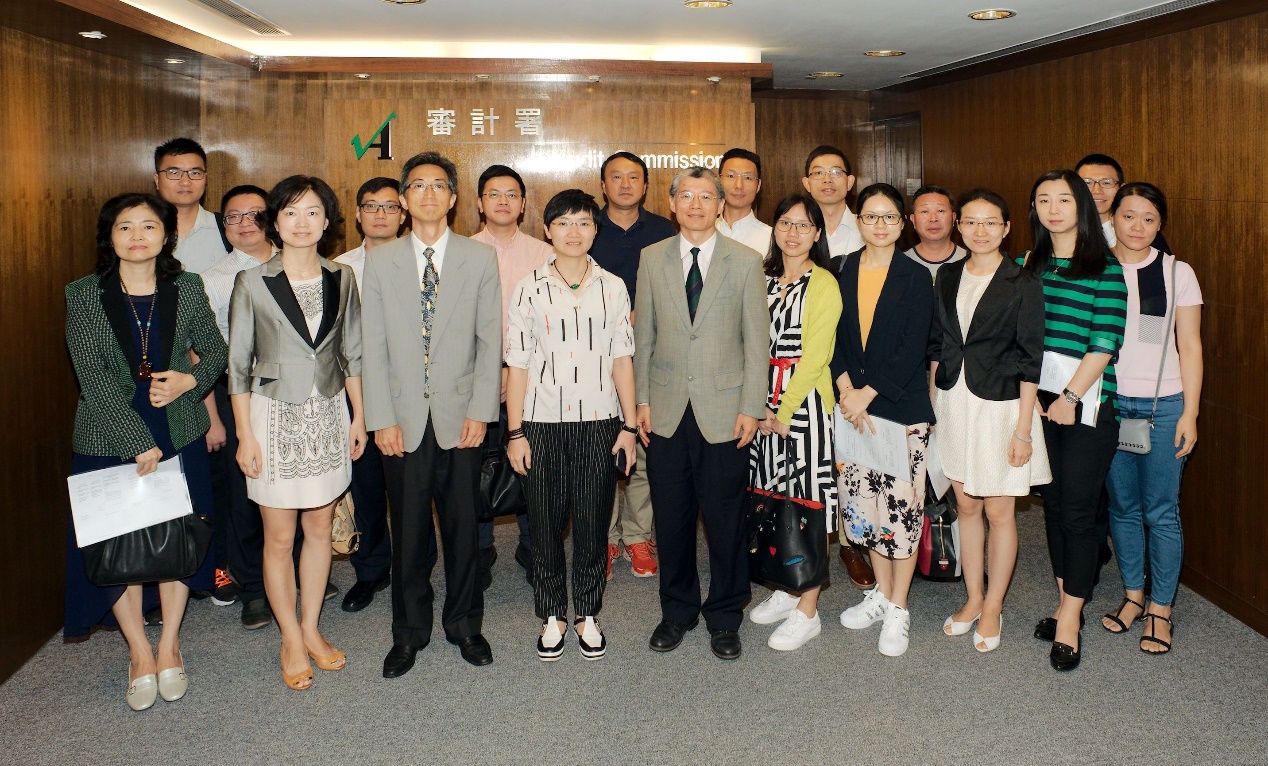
[240,598,273,630]
[1050,637,1082,671]
[383,644,418,678]
[448,634,494,666]
[710,630,742,660]
[342,577,390,613]
[1034,612,1085,642]
[514,543,534,585]
[649,618,698,652]
[479,547,497,591]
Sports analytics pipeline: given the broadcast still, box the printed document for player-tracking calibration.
[834,412,911,481]
[67,458,193,547]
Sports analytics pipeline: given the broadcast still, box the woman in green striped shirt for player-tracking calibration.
[1022,169,1128,672]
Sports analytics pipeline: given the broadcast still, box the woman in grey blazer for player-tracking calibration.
[228,176,367,690]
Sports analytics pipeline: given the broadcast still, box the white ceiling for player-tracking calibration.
[123,0,1181,89]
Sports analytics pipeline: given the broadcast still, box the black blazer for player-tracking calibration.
[928,257,1045,401]
[830,249,935,426]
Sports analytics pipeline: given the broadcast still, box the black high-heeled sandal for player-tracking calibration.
[1102,596,1145,634]
[1140,612,1173,655]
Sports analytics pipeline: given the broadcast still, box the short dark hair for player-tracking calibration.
[543,188,601,229]
[911,184,955,211]
[95,193,183,280]
[1075,153,1124,183]
[400,152,458,194]
[356,177,400,204]
[764,193,832,277]
[856,182,907,217]
[600,151,648,182]
[1111,182,1168,227]
[720,148,762,179]
[1024,169,1111,281]
[263,175,344,250]
[478,165,526,197]
[956,188,1011,223]
[220,184,269,213]
[804,145,852,177]
[154,138,207,171]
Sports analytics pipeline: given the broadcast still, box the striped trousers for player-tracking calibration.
[522,418,621,619]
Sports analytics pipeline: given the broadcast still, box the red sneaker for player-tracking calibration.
[626,541,658,578]
[606,543,621,582]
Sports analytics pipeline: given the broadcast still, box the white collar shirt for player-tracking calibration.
[679,233,718,281]
[334,242,370,298]
[201,247,272,341]
[412,228,450,284]
[1102,218,1117,248]
[716,210,773,255]
[174,206,229,274]
[825,211,865,258]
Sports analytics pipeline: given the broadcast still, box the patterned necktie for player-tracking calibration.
[420,247,438,386]
[686,246,703,322]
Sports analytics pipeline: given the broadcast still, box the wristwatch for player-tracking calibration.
[1061,388,1081,405]
[621,424,640,435]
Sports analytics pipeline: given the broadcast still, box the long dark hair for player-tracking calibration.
[1025,169,1111,281]
[95,193,183,280]
[763,193,832,277]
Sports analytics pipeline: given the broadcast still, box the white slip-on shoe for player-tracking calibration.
[577,616,607,661]
[943,612,981,637]
[878,604,911,657]
[537,617,566,661]
[126,665,158,712]
[839,587,891,630]
[974,615,1002,653]
[157,651,188,702]
[749,590,800,625]
[767,608,822,651]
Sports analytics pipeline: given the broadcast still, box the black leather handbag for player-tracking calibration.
[478,426,527,522]
[746,441,828,592]
[81,514,213,587]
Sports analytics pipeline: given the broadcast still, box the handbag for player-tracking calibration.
[746,439,829,592]
[918,478,961,581]
[81,514,212,588]
[1118,258,1178,455]
[479,424,527,522]
[331,491,360,555]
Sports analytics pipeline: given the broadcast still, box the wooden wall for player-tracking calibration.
[897,12,1268,634]
[0,26,200,683]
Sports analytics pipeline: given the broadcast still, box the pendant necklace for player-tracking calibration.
[121,279,156,381]
[554,260,589,290]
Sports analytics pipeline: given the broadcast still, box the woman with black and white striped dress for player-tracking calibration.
[746,193,842,652]
[505,189,639,661]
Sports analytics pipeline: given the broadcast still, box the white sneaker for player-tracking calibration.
[749,590,800,625]
[839,587,891,629]
[878,604,911,657]
[767,608,822,651]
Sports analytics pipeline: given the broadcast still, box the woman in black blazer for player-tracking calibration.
[928,189,1051,653]
[830,183,934,658]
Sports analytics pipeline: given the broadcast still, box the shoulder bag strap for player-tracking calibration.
[1146,256,1179,426]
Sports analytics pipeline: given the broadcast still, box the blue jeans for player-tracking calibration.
[1105,393,1187,606]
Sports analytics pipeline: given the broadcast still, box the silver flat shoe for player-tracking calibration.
[127,664,158,711]
[157,652,188,702]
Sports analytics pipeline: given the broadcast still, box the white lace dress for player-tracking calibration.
[246,275,351,509]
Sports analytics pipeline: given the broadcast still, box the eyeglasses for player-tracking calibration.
[482,191,521,201]
[405,180,449,194]
[674,191,717,204]
[808,169,849,180]
[722,172,758,183]
[1083,177,1120,190]
[359,202,402,215]
[775,220,816,234]
[550,220,595,230]
[223,211,263,226]
[959,218,1006,230]
[159,167,206,180]
[859,213,902,226]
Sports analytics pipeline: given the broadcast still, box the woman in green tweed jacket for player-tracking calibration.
[64,192,226,711]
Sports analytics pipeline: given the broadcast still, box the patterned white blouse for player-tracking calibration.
[505,255,634,423]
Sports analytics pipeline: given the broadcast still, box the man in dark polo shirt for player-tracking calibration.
[592,151,675,580]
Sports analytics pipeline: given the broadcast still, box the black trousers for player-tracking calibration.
[1037,398,1120,600]
[210,380,264,600]
[383,420,483,647]
[646,406,751,632]
[348,435,391,582]
[522,419,620,620]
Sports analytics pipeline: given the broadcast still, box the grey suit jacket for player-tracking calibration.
[360,232,502,452]
[633,234,768,443]
[226,255,362,405]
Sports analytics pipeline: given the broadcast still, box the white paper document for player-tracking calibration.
[67,459,193,547]
[924,429,951,500]
[1038,350,1101,427]
[833,412,911,481]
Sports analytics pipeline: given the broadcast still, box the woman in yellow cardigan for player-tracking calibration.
[746,193,843,652]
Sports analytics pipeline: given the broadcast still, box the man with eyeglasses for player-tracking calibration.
[469,165,552,590]
[592,151,675,582]
[715,147,773,254]
[802,145,864,272]
[1075,153,1171,255]
[152,137,229,274]
[905,184,967,282]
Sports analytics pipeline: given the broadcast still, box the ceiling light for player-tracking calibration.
[864,50,905,57]
[354,73,371,79]
[475,74,491,80]
[683,0,733,7]
[809,72,843,78]
[968,9,1015,20]
[706,76,721,83]
[587,75,602,82]
[165,58,186,64]
[79,31,107,39]
[380,0,426,4]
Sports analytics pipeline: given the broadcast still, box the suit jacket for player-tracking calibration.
[633,234,768,443]
[830,249,935,426]
[65,270,227,458]
[226,255,361,405]
[360,232,502,452]
[928,256,1045,401]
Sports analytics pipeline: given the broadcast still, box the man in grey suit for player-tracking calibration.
[634,166,768,660]
[361,151,503,676]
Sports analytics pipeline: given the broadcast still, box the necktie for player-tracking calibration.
[420,247,438,387]
[685,247,702,322]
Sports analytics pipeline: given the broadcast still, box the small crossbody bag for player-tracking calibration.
[1117,257,1177,455]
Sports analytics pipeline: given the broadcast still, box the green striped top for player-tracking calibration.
[1019,255,1128,406]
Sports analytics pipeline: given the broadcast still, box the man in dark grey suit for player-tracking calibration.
[361,152,503,676]
[634,166,768,660]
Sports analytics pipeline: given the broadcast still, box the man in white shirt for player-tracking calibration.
[802,145,864,271]
[904,185,967,281]
[334,178,406,614]
[152,138,228,274]
[1076,153,1124,248]
[715,148,773,255]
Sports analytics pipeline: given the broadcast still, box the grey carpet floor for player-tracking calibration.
[2,503,1265,766]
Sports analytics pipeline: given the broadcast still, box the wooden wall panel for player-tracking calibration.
[0,26,200,683]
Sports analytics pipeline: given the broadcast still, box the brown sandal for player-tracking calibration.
[1140,612,1174,654]
[307,646,346,671]
[282,653,314,690]
[1102,596,1145,634]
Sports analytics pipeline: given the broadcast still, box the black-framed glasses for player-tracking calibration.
[223,211,263,226]
[359,202,402,215]
[859,213,902,226]
[775,220,816,233]
[159,167,206,180]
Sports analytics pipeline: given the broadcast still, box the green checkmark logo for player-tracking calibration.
[351,112,397,159]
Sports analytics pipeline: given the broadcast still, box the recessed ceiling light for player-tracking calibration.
[969,9,1015,20]
[587,75,602,82]
[706,76,722,83]
[809,72,843,78]
[165,58,186,64]
[864,50,906,57]
[79,31,107,39]
[354,73,371,79]
[683,0,733,7]
[475,74,492,80]
[380,0,425,4]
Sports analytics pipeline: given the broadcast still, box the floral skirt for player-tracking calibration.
[836,424,930,559]
[247,390,350,509]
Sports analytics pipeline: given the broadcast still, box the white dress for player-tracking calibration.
[246,275,352,509]
[934,270,1051,497]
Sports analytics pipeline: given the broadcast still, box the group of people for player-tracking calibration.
[64,137,1202,710]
